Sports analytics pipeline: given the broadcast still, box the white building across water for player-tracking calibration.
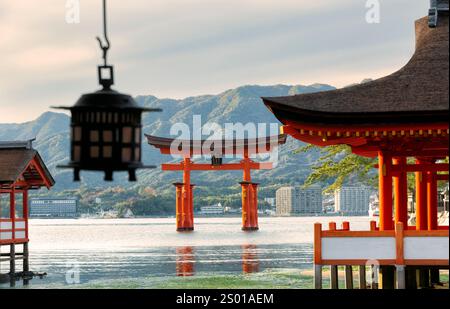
[334,186,371,216]
[276,185,322,215]
[29,198,78,218]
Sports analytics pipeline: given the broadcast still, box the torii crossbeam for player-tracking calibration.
[146,134,287,231]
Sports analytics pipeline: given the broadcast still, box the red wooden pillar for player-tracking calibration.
[415,159,428,231]
[23,190,29,239]
[378,151,393,230]
[189,184,195,230]
[10,187,16,239]
[241,155,256,231]
[180,158,194,231]
[393,157,408,226]
[174,183,184,231]
[250,183,259,230]
[427,169,438,231]
[241,182,252,231]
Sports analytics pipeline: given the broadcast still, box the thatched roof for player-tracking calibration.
[263,15,449,125]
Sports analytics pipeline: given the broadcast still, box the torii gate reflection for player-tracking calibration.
[175,245,260,276]
[146,134,287,232]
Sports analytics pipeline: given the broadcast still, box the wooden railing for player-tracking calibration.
[0,218,28,245]
[314,222,449,266]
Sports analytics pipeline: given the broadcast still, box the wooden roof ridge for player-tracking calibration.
[145,134,287,147]
[262,15,449,125]
[145,134,287,154]
[0,140,55,188]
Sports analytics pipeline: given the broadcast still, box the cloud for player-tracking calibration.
[0,0,429,123]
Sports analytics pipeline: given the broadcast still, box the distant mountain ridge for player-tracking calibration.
[0,83,335,194]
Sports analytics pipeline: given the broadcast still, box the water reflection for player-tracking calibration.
[242,245,259,274]
[176,247,195,277]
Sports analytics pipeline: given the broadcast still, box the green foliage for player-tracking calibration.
[297,144,377,193]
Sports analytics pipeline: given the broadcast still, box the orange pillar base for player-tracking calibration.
[174,182,194,232]
[241,181,259,231]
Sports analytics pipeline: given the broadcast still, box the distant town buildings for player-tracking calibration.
[276,185,322,216]
[334,187,371,215]
[29,198,78,218]
[264,197,276,208]
[199,203,225,215]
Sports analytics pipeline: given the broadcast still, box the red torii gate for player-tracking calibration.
[146,134,287,231]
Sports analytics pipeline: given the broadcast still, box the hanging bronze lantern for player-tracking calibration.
[54,0,161,182]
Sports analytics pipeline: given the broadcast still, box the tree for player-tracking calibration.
[298,144,377,193]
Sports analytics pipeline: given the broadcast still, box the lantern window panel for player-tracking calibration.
[103,130,113,143]
[90,146,100,158]
[90,130,100,142]
[122,147,132,162]
[122,127,133,143]
[73,146,81,161]
[103,146,113,158]
[73,127,82,142]
[135,147,140,161]
[135,128,141,143]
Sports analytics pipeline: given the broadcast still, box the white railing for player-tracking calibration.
[0,219,28,244]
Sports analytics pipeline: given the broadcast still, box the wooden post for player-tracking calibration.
[417,267,430,288]
[241,182,252,231]
[415,159,428,231]
[326,222,338,289]
[174,183,184,231]
[426,169,438,231]
[313,223,322,289]
[430,267,440,286]
[359,266,367,289]
[379,151,393,231]
[23,190,29,239]
[406,267,418,289]
[396,265,406,289]
[9,244,15,287]
[342,221,350,231]
[250,183,259,231]
[23,242,29,272]
[182,158,191,231]
[23,242,30,286]
[189,184,195,231]
[10,188,16,240]
[371,265,379,289]
[314,265,323,289]
[345,266,353,289]
[330,266,339,289]
[393,157,408,226]
[415,160,430,288]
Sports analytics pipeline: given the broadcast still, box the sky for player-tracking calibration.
[0,0,429,123]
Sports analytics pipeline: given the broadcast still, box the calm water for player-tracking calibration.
[0,217,371,289]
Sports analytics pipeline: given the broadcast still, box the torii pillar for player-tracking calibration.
[241,156,259,231]
[174,158,195,232]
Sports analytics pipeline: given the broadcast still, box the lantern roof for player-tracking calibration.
[262,15,449,126]
[55,89,161,112]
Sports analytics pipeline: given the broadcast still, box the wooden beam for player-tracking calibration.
[374,163,449,173]
[162,162,273,171]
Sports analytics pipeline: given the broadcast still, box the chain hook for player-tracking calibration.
[96,0,110,66]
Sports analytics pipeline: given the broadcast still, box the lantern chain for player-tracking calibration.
[96,0,110,66]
